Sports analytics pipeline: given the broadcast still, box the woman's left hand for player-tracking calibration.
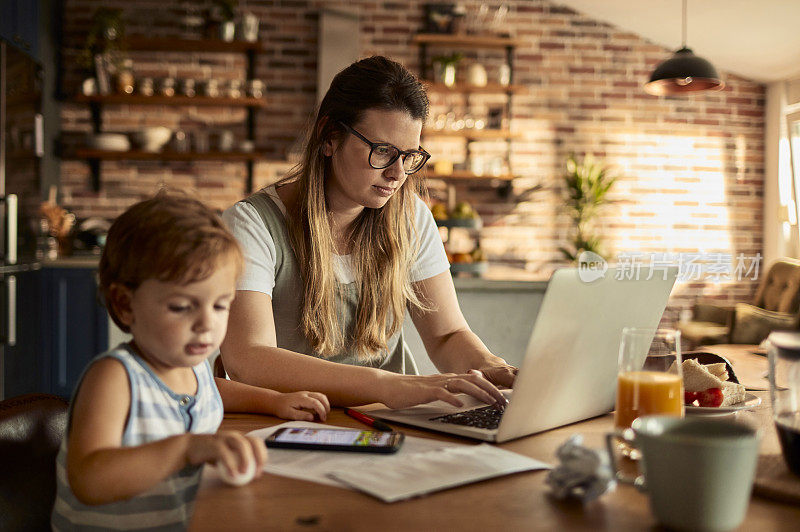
[477,364,518,389]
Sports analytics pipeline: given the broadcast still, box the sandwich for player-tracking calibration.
[670,359,746,407]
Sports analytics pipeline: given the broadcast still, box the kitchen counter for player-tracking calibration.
[42,256,101,268]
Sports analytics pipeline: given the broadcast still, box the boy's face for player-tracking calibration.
[120,259,238,370]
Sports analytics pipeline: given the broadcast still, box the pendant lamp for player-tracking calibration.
[644,0,724,95]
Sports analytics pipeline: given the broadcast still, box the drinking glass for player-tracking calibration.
[767,331,800,476]
[614,328,683,455]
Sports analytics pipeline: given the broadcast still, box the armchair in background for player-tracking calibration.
[0,393,68,532]
[679,258,800,348]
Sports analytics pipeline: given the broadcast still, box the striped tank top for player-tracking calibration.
[51,343,223,531]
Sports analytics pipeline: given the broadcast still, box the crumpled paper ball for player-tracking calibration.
[545,434,616,503]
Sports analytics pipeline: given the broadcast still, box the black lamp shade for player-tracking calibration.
[644,47,725,95]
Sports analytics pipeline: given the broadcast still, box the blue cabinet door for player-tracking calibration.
[40,267,109,398]
[2,269,44,398]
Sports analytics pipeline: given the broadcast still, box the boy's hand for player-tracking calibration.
[271,391,330,421]
[186,431,268,480]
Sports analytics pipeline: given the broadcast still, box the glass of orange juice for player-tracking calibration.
[614,328,683,457]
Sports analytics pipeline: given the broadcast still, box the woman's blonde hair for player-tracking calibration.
[281,56,431,361]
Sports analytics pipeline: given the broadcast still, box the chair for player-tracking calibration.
[0,393,69,532]
[679,258,800,348]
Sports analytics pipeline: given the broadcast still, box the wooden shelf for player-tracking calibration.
[412,33,521,48]
[428,171,515,181]
[423,129,518,140]
[73,94,267,108]
[70,149,263,161]
[424,82,526,95]
[125,36,262,53]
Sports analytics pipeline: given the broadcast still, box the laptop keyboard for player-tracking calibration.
[429,405,504,430]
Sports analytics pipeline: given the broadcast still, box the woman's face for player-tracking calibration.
[324,108,423,213]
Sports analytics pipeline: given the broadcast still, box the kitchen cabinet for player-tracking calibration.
[39,266,108,398]
[1,268,43,398]
[0,0,39,62]
[63,37,265,192]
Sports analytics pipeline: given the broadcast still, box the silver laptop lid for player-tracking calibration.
[496,266,678,442]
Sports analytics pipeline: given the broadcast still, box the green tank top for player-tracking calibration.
[243,191,419,374]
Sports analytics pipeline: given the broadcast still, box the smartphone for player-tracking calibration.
[265,427,404,453]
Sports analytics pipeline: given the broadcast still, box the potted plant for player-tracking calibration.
[78,8,128,94]
[432,52,462,87]
[212,0,238,42]
[559,153,618,262]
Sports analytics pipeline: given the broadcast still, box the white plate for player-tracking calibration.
[685,392,762,414]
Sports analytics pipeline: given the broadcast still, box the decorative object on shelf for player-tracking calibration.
[424,3,458,34]
[240,12,260,42]
[158,77,176,97]
[79,8,128,82]
[130,126,172,153]
[432,52,462,87]
[136,77,154,96]
[180,78,196,97]
[93,54,111,95]
[81,78,97,96]
[498,63,511,86]
[39,192,76,258]
[87,132,130,151]
[201,79,220,97]
[644,0,724,95]
[212,0,238,42]
[193,130,210,153]
[114,58,134,95]
[239,139,254,153]
[217,130,235,152]
[227,79,243,98]
[171,130,190,153]
[486,106,504,129]
[559,154,618,263]
[247,79,265,98]
[467,63,488,87]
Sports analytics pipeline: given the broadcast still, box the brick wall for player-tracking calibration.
[58,0,765,324]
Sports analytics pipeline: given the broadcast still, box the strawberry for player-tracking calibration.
[683,391,699,405]
[697,388,724,407]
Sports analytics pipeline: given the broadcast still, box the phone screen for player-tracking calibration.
[271,427,395,447]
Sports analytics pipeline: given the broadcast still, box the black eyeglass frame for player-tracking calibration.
[338,121,431,175]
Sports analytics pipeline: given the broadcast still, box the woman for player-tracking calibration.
[221,56,516,409]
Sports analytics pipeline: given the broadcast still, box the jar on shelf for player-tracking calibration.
[114,59,134,95]
[181,78,196,97]
[159,77,176,97]
[137,77,154,96]
[228,79,243,99]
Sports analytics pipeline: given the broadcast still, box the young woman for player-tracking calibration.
[221,56,517,409]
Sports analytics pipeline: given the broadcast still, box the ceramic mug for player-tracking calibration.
[605,416,760,532]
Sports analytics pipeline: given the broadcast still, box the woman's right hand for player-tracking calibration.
[378,370,508,410]
[186,430,268,479]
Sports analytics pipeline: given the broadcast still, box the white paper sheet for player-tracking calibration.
[328,444,551,502]
[248,421,550,501]
[248,421,462,488]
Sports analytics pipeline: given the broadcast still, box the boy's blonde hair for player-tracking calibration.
[98,192,244,333]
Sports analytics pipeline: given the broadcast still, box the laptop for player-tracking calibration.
[368,267,678,443]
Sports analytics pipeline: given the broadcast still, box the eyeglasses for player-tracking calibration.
[338,122,430,175]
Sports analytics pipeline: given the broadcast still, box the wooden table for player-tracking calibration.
[190,351,800,531]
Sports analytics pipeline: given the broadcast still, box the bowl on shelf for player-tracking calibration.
[87,133,130,152]
[130,126,172,153]
[450,261,489,277]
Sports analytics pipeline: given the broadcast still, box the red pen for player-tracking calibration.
[344,408,393,432]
